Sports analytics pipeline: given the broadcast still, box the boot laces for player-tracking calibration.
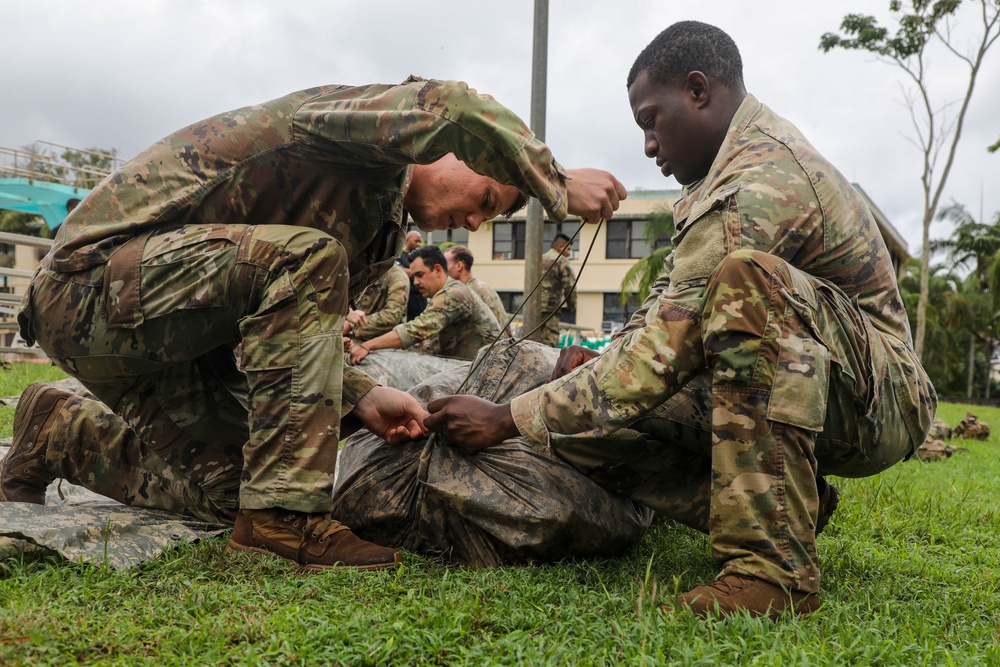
[703,574,749,596]
[302,514,349,544]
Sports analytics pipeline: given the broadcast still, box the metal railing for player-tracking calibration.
[0,231,52,358]
[0,141,121,190]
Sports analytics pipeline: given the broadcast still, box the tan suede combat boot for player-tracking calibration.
[0,382,71,503]
[227,508,403,572]
[663,573,821,620]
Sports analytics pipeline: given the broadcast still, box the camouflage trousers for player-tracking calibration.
[532,311,561,347]
[19,223,352,522]
[547,250,932,593]
[332,341,653,566]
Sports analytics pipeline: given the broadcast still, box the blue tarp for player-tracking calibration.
[0,178,90,229]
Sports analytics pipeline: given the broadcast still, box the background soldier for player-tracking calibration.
[444,244,512,337]
[532,233,576,347]
[1,76,626,574]
[424,24,935,619]
[397,230,428,321]
[350,245,501,363]
[345,264,410,342]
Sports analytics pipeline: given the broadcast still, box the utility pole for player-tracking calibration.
[522,0,548,336]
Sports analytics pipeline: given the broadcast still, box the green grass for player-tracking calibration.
[2,366,1000,666]
[0,362,68,439]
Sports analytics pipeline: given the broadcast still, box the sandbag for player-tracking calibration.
[350,348,468,391]
[333,340,654,566]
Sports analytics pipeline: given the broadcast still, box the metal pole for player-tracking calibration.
[522,0,548,336]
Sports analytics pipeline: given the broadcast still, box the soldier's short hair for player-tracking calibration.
[409,244,447,271]
[552,233,571,248]
[504,193,529,219]
[447,245,474,270]
[627,21,744,90]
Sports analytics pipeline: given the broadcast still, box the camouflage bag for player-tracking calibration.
[332,340,654,566]
[349,348,468,392]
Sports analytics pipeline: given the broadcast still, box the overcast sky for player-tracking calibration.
[2,0,998,252]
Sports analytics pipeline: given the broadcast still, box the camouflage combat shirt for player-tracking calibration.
[351,264,410,341]
[539,247,576,314]
[512,94,934,447]
[467,275,511,332]
[46,76,571,406]
[393,277,501,360]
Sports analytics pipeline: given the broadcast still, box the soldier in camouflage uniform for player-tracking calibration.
[444,244,512,336]
[398,231,428,322]
[349,245,501,362]
[426,23,936,618]
[1,76,627,572]
[533,234,577,347]
[345,264,410,342]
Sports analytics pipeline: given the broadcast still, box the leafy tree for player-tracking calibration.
[896,258,970,394]
[820,0,1000,361]
[618,206,675,305]
[15,143,118,189]
[931,201,1000,289]
[0,210,45,237]
[58,145,119,188]
[930,201,1000,395]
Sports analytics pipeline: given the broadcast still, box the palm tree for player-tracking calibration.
[928,202,1000,397]
[618,206,675,306]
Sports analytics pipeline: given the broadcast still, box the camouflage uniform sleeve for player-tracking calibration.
[394,286,469,350]
[353,269,410,340]
[342,365,379,415]
[613,253,673,340]
[483,291,511,332]
[510,282,706,446]
[294,77,570,220]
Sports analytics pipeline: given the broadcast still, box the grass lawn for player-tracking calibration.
[1,363,999,666]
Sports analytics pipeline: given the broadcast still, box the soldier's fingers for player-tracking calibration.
[386,419,423,444]
[424,399,451,428]
[612,176,628,201]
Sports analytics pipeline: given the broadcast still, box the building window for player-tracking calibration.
[493,220,582,260]
[497,291,524,315]
[602,293,639,332]
[606,219,671,259]
[544,221,581,259]
[493,222,526,259]
[0,243,14,270]
[425,228,469,246]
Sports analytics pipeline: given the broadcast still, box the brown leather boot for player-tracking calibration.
[227,508,403,572]
[816,476,840,536]
[0,382,71,503]
[663,573,821,620]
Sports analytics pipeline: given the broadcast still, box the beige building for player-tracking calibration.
[421,185,911,340]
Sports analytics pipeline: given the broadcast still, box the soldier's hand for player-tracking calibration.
[347,309,367,326]
[424,395,519,452]
[353,386,428,445]
[550,344,600,381]
[348,344,370,365]
[565,168,627,224]
[343,337,354,353]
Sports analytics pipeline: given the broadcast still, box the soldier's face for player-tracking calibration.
[444,252,462,280]
[628,69,717,186]
[411,257,448,297]
[405,154,521,232]
[405,233,423,252]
